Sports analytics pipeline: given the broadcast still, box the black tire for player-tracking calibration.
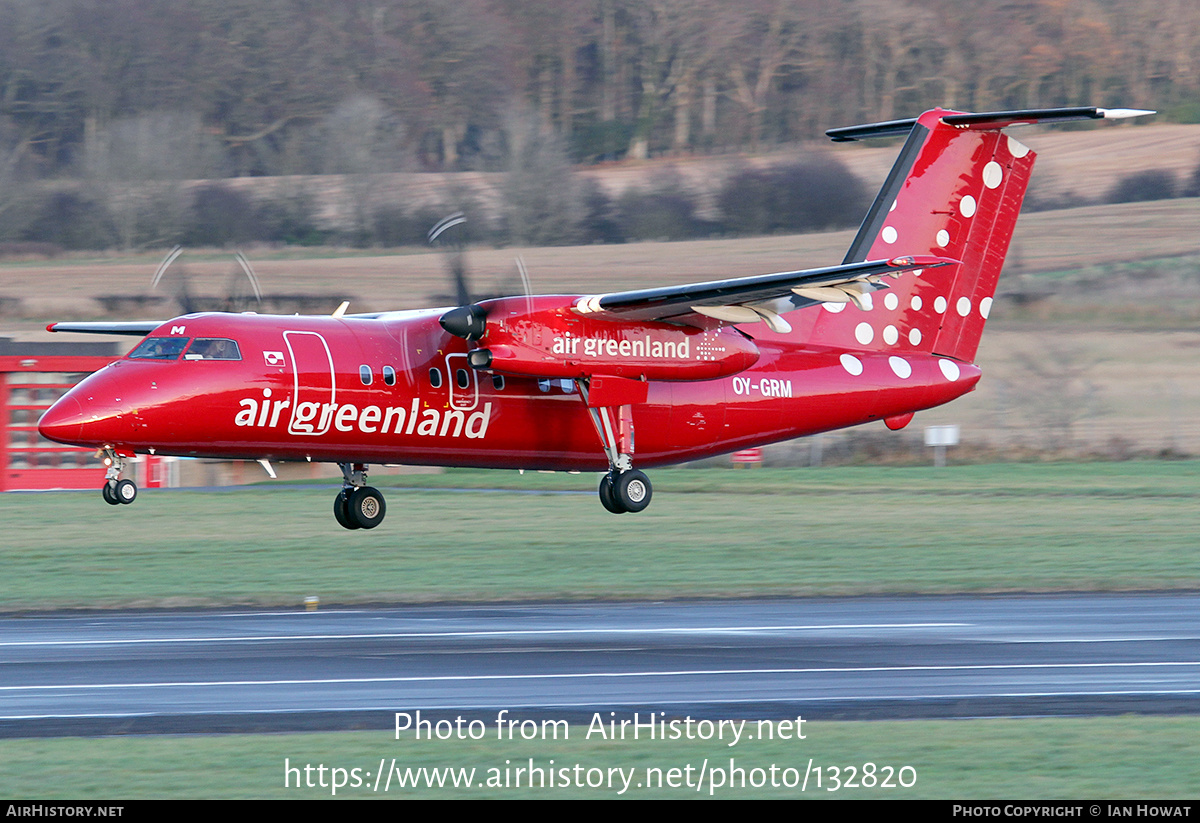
[598,473,627,514]
[115,478,137,505]
[347,486,386,529]
[334,491,360,530]
[101,482,120,506]
[614,470,652,513]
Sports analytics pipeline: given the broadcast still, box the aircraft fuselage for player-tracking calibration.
[40,308,978,472]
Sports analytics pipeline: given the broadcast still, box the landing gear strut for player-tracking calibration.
[99,448,136,506]
[577,380,652,515]
[334,462,386,530]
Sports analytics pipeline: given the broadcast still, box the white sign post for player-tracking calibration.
[924,425,960,468]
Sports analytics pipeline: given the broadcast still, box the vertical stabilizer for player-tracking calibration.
[809,107,1038,363]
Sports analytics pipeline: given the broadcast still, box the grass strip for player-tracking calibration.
[4,462,1200,610]
[2,716,1197,799]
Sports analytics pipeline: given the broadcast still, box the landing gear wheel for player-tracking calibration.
[614,470,652,513]
[598,473,627,514]
[101,481,119,506]
[334,491,360,530]
[346,486,386,529]
[114,478,137,504]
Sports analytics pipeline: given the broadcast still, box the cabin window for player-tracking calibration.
[383,366,396,386]
[128,337,189,360]
[456,368,469,389]
[429,367,443,388]
[359,365,373,385]
[538,378,551,393]
[184,338,241,360]
[492,375,505,391]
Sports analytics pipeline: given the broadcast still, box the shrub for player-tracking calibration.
[256,189,326,246]
[371,204,450,247]
[185,184,260,246]
[717,156,868,235]
[1105,169,1178,203]
[615,173,710,241]
[22,190,117,250]
[1184,160,1200,198]
[577,178,625,244]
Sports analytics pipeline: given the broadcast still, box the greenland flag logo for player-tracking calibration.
[264,351,286,366]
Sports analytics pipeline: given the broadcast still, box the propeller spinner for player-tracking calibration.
[439,303,488,340]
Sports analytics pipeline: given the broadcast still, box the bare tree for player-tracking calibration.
[0,116,38,242]
[318,95,410,243]
[501,106,582,246]
[391,0,512,168]
[621,0,727,157]
[721,0,820,146]
[82,111,224,249]
[1011,346,1104,450]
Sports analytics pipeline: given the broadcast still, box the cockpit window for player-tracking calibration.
[128,337,190,360]
[184,338,241,361]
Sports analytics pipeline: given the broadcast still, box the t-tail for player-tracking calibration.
[810,106,1153,362]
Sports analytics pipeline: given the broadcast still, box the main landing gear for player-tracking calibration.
[598,469,652,514]
[576,380,653,515]
[99,448,137,506]
[333,462,386,530]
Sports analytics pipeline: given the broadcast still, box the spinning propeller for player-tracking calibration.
[150,245,264,314]
[430,213,532,342]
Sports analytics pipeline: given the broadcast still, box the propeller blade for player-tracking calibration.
[515,256,534,315]
[150,245,184,289]
[429,212,471,306]
[450,255,470,307]
[234,252,264,303]
[150,246,196,314]
[427,212,466,243]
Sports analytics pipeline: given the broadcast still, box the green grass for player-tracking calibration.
[3,717,1198,798]
[5,463,1199,800]
[5,461,1200,610]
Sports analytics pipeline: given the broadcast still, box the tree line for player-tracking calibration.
[2,0,1199,252]
[2,0,1197,178]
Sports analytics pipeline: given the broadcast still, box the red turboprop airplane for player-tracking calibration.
[38,106,1152,529]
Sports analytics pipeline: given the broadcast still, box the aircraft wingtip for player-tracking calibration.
[1100,108,1156,120]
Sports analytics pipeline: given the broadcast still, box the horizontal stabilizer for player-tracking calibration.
[827,106,1154,142]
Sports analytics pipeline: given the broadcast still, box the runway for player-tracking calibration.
[2,593,1200,736]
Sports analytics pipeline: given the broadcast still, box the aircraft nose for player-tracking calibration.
[39,393,129,447]
[38,395,84,444]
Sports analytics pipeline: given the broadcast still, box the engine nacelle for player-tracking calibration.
[457,295,760,381]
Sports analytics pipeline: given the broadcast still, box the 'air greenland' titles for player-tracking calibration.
[551,333,690,359]
[234,390,492,439]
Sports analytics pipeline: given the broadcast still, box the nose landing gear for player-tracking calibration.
[99,448,137,506]
[334,462,386,529]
